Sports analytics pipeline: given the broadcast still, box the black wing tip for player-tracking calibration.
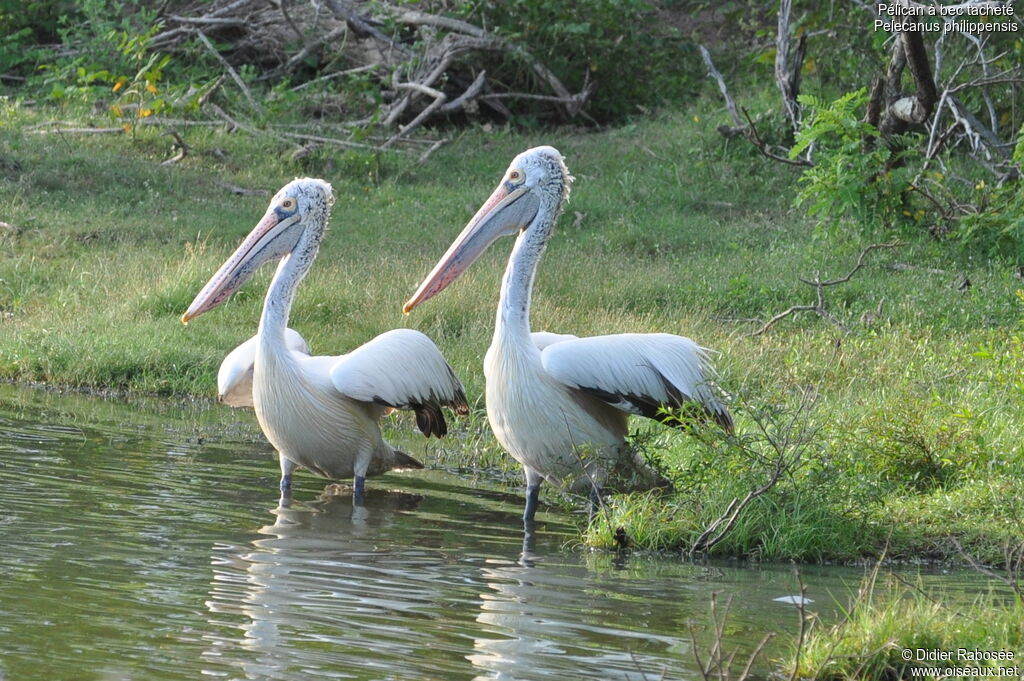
[713,408,735,434]
[452,388,470,416]
[414,402,448,438]
[583,384,734,434]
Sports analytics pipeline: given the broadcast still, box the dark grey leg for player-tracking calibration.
[524,484,541,524]
[588,485,603,521]
[354,474,365,500]
[279,456,297,491]
[523,467,543,525]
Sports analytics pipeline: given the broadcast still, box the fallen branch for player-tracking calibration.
[160,128,189,166]
[29,127,124,135]
[885,262,947,275]
[750,242,901,336]
[213,180,270,196]
[416,138,449,164]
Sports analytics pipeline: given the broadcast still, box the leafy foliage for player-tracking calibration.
[955,126,1024,262]
[791,90,917,234]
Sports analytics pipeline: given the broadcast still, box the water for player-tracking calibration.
[0,384,996,681]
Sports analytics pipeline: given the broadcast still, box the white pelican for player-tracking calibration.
[404,147,732,522]
[182,178,468,494]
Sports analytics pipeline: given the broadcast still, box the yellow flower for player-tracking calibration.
[123,123,132,133]
[146,82,157,94]
[140,108,153,117]
[112,80,125,93]
[110,104,123,117]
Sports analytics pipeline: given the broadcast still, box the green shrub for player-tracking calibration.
[955,126,1024,263]
[792,89,918,234]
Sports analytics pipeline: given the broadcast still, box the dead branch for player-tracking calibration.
[160,128,189,166]
[195,30,261,113]
[741,108,813,167]
[289,64,381,92]
[951,536,1023,600]
[274,25,347,77]
[416,138,448,164]
[689,593,775,681]
[437,70,487,114]
[213,180,270,196]
[948,95,1013,161]
[699,45,744,133]
[29,127,124,135]
[320,0,412,57]
[885,262,947,275]
[384,82,448,147]
[689,447,790,555]
[690,384,828,557]
[750,242,901,337]
[775,0,803,132]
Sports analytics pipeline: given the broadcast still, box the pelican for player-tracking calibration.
[182,178,468,494]
[404,147,732,523]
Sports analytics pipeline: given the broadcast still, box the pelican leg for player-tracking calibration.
[353,475,366,500]
[523,467,543,525]
[588,485,604,521]
[279,456,298,491]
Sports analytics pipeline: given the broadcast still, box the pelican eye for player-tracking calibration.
[280,197,297,211]
[507,169,525,185]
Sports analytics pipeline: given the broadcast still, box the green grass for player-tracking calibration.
[2,98,1023,565]
[787,571,1024,680]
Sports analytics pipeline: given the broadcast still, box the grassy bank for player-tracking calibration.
[2,98,1022,566]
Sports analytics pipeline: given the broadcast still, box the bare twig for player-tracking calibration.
[741,108,813,167]
[160,128,189,165]
[289,64,381,92]
[29,127,125,135]
[437,70,487,114]
[951,537,1023,600]
[416,138,449,164]
[750,242,902,336]
[699,45,744,132]
[788,572,811,681]
[195,30,261,113]
[885,262,947,275]
[213,180,270,196]
[690,593,775,681]
[275,25,347,77]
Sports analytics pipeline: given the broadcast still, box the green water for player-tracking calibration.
[0,384,995,681]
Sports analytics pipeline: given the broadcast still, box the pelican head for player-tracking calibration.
[403,146,572,313]
[182,178,334,323]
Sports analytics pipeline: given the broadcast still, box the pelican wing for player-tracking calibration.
[218,328,310,407]
[330,329,469,437]
[540,333,733,431]
[530,331,579,350]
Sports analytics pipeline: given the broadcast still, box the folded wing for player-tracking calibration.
[540,333,733,431]
[218,328,311,407]
[330,329,469,437]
